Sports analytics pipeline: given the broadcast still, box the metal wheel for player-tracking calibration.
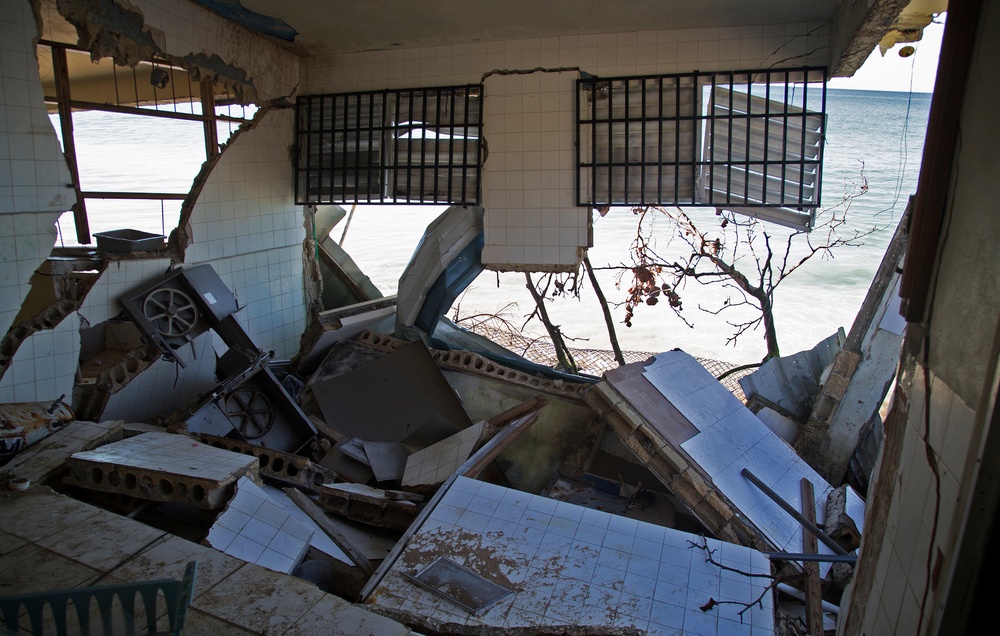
[143,288,199,337]
[224,388,275,440]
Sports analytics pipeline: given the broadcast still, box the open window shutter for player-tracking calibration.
[698,86,824,230]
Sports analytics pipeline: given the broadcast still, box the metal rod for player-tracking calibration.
[740,468,849,556]
[766,553,857,565]
[80,191,188,200]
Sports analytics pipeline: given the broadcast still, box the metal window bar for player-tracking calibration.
[294,85,483,205]
[577,67,827,213]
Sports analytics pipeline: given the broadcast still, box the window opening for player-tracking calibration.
[577,67,827,230]
[295,85,483,206]
[38,41,256,246]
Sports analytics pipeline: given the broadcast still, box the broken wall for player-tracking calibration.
[299,23,829,273]
[182,109,306,360]
[0,1,77,403]
[839,3,1000,634]
[2,0,307,418]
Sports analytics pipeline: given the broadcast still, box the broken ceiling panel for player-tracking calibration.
[402,421,485,487]
[739,330,846,421]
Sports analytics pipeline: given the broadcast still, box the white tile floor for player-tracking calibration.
[69,432,257,482]
[5,420,123,484]
[207,477,314,574]
[373,476,775,635]
[643,351,847,574]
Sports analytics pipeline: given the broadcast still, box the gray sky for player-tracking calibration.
[829,16,945,93]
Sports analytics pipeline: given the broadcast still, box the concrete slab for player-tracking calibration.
[107,535,244,600]
[0,530,28,556]
[371,476,776,635]
[156,608,256,636]
[283,593,413,636]
[206,477,313,574]
[63,432,258,509]
[0,543,104,593]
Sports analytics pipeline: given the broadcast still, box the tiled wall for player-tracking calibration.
[74,257,224,423]
[0,1,73,403]
[184,109,307,360]
[0,2,74,217]
[0,2,305,417]
[0,0,74,359]
[300,24,828,271]
[100,332,218,423]
[851,366,977,635]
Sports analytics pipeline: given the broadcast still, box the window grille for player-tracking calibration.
[577,67,827,229]
[295,85,483,205]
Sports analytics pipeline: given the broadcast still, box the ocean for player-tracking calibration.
[59,88,932,365]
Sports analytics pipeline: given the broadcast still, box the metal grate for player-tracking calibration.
[295,85,483,205]
[577,67,827,214]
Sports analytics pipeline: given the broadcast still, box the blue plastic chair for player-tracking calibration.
[0,561,196,635]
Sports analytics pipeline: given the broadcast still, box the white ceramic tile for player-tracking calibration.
[374,476,775,633]
[207,477,313,574]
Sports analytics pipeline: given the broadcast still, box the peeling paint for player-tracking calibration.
[55,0,162,66]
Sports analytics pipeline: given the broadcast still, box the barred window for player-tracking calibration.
[577,68,827,230]
[295,85,483,205]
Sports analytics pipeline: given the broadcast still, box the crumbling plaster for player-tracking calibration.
[2,0,309,415]
[36,0,300,104]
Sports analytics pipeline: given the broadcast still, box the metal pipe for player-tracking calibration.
[776,583,841,616]
[741,468,849,556]
[766,552,857,565]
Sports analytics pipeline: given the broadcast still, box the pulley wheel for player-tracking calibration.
[143,288,199,337]
[224,388,275,440]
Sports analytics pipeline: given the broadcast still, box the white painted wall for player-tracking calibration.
[300,23,829,271]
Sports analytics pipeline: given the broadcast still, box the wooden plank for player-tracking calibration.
[485,396,548,427]
[309,415,348,445]
[800,478,823,636]
[604,361,700,444]
[285,487,377,577]
[461,410,541,479]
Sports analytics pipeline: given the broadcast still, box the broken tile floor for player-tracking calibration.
[370,476,775,635]
[0,486,415,635]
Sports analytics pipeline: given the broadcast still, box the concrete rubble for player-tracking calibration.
[1,1,948,632]
[0,255,881,635]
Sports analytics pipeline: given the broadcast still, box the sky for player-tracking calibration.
[828,15,945,93]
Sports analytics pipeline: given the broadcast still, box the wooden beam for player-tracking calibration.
[800,478,823,636]
[285,487,377,577]
[485,396,548,427]
[462,410,541,479]
[309,414,348,445]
